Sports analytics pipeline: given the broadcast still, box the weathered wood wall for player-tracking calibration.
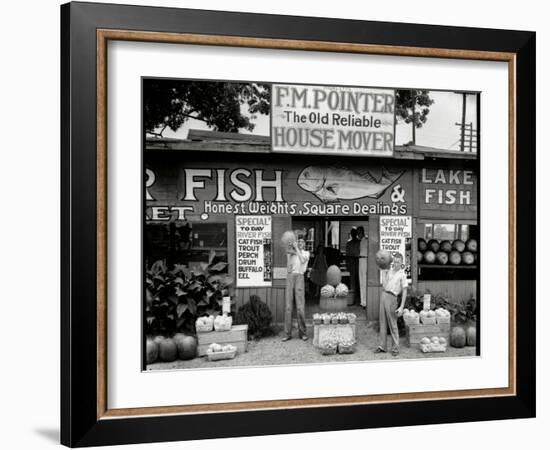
[234,286,286,324]
[417,280,477,303]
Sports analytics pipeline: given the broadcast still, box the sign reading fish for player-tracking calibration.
[145,159,411,221]
[271,84,395,157]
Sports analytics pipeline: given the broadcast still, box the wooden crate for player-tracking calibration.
[197,324,248,356]
[406,323,451,347]
[313,323,356,347]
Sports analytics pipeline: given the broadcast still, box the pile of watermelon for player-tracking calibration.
[417,238,477,266]
[146,334,197,365]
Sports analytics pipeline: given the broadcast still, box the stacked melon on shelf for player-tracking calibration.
[417,237,478,266]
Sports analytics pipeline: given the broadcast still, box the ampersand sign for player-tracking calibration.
[391,184,406,203]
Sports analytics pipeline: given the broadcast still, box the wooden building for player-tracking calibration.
[145,130,478,322]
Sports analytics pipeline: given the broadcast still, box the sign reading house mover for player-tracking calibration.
[271,84,395,157]
[235,215,272,287]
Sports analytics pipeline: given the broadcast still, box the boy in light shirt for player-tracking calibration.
[375,253,408,356]
[282,236,310,342]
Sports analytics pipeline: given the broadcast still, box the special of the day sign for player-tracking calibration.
[271,84,396,157]
[235,215,272,287]
[379,215,412,280]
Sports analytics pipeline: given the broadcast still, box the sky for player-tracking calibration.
[156,89,478,152]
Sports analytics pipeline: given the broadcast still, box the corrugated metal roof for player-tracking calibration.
[146,130,477,160]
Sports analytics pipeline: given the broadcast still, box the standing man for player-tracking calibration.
[357,226,368,310]
[282,235,310,342]
[376,253,408,356]
[345,228,360,304]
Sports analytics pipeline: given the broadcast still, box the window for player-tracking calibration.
[418,223,478,281]
[424,223,472,241]
[145,222,228,269]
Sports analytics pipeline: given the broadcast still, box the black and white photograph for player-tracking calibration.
[143,78,480,370]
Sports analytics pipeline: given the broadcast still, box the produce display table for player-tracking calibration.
[319,297,349,311]
[406,323,450,347]
[197,324,248,356]
[313,323,356,347]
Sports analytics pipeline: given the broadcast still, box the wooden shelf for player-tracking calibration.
[419,264,477,269]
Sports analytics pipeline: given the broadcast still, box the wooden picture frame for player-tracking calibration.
[61,1,535,447]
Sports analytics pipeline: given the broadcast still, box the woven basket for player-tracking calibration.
[319,346,338,356]
[420,343,447,353]
[404,316,420,326]
[338,342,357,354]
[196,322,213,333]
[206,348,237,361]
[420,317,436,325]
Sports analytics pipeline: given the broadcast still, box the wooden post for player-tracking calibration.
[460,92,467,151]
[411,90,416,144]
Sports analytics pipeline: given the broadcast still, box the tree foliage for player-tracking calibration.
[144,80,271,135]
[395,89,434,129]
[144,82,434,137]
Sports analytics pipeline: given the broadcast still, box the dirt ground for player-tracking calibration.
[147,322,476,371]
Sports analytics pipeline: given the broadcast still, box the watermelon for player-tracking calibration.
[436,251,449,265]
[462,251,475,265]
[375,249,393,269]
[427,239,440,253]
[146,338,159,364]
[452,239,466,252]
[418,238,427,252]
[423,250,436,264]
[465,238,478,252]
[159,337,178,362]
[417,252,423,263]
[439,240,452,253]
[450,327,466,348]
[175,335,197,360]
[466,326,477,346]
[326,265,342,286]
[449,250,462,265]
[280,230,297,248]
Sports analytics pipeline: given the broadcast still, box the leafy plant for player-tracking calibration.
[397,289,477,335]
[235,294,274,340]
[145,250,233,336]
[402,289,477,323]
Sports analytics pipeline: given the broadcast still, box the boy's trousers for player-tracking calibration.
[284,273,307,338]
[378,291,400,351]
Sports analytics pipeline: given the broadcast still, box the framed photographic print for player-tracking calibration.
[60,1,536,447]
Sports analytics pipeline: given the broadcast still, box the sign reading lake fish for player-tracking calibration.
[271,84,396,157]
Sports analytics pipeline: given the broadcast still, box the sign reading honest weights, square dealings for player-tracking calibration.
[271,84,395,156]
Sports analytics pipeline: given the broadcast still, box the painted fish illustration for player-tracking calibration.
[297,165,404,202]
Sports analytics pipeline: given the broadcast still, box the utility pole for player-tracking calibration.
[460,92,466,151]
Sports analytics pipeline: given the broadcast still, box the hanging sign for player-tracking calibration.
[271,84,395,157]
[235,215,272,287]
[379,216,412,281]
